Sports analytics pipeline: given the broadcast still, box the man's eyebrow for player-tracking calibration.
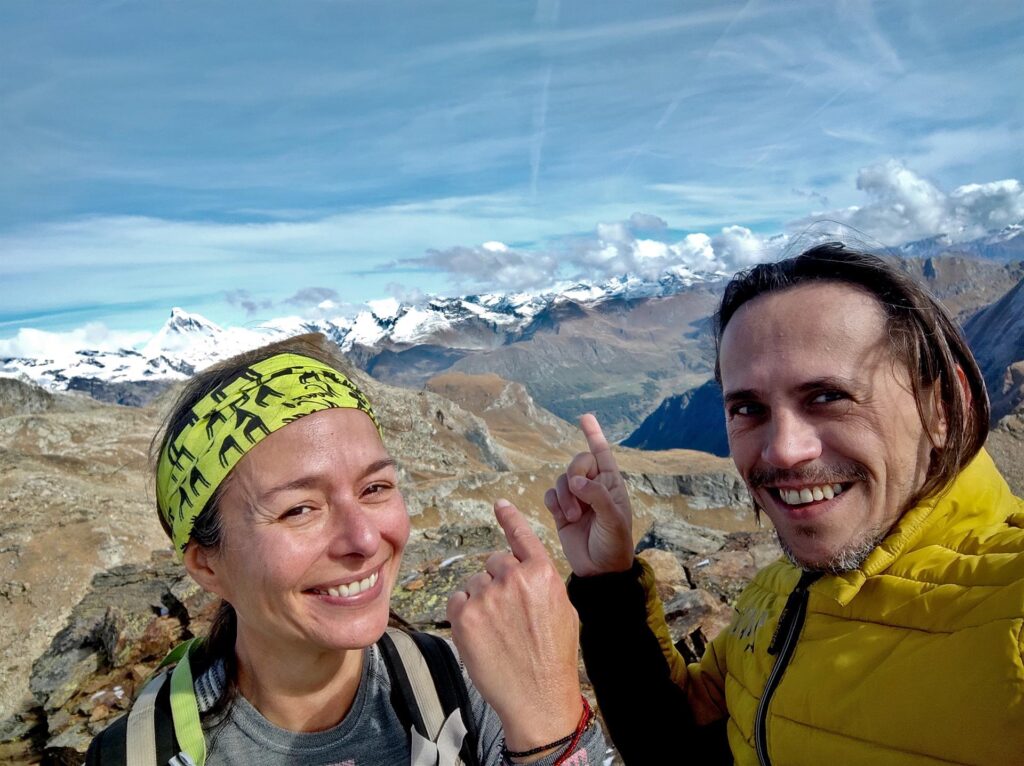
[723,388,760,406]
[259,458,397,499]
[794,376,858,393]
[723,377,859,406]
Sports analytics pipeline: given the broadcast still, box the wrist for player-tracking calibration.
[501,696,594,764]
[499,691,583,754]
[567,558,644,619]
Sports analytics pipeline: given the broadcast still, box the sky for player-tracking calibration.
[1,0,1022,356]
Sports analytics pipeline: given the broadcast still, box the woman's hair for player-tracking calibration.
[152,333,356,710]
[713,242,990,507]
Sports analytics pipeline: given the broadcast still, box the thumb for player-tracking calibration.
[568,475,621,521]
[494,499,546,563]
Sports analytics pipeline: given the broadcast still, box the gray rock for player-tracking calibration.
[635,517,727,558]
[623,470,747,510]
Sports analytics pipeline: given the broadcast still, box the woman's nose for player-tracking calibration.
[326,500,380,559]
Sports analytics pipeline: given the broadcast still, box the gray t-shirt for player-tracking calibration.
[197,642,606,766]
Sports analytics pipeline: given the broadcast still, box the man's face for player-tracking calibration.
[719,282,941,572]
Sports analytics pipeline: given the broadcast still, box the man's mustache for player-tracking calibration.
[748,462,870,488]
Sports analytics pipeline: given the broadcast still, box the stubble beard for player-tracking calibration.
[776,523,887,575]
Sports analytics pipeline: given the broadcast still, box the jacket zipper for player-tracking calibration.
[754,570,822,766]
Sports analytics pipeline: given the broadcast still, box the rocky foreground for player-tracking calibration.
[0,373,759,764]
[4,516,777,765]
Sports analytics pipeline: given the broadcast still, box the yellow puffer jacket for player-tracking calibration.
[650,449,1024,765]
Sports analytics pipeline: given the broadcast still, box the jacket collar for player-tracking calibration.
[813,449,1011,606]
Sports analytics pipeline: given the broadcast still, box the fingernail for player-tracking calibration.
[495,498,512,509]
[570,476,587,492]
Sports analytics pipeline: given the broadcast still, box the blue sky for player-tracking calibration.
[1,0,1022,354]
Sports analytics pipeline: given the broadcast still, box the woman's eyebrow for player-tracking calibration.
[259,458,397,500]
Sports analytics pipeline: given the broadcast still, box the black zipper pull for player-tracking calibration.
[768,570,822,655]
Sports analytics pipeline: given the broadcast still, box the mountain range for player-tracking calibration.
[2,224,1023,441]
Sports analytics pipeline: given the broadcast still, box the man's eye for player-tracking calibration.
[282,505,313,519]
[729,403,763,417]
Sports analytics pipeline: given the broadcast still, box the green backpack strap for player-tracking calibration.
[125,638,206,766]
[168,638,206,766]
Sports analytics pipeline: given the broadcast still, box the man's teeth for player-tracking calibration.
[316,571,379,597]
[778,484,844,505]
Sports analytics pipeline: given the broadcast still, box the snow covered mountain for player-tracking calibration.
[897,223,1024,262]
[3,224,1021,432]
[0,267,714,394]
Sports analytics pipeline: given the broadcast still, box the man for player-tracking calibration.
[545,243,1024,765]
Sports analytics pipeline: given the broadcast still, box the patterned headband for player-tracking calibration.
[156,353,382,556]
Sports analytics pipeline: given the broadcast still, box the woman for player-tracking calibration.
[86,334,603,765]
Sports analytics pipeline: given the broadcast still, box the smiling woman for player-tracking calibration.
[84,333,604,766]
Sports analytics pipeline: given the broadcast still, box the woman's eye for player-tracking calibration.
[363,482,392,498]
[812,390,847,404]
[282,505,313,519]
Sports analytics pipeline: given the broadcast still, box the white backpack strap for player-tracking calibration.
[383,628,469,766]
[125,669,168,766]
[385,628,447,739]
[411,712,468,766]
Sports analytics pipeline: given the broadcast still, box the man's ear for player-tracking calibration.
[929,365,970,449]
[183,542,228,599]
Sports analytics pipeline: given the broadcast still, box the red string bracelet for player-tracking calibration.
[501,697,594,764]
[554,697,594,766]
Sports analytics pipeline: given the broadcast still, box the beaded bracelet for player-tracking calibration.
[501,697,594,764]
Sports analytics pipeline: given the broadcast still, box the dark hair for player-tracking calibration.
[151,333,357,710]
[713,242,990,507]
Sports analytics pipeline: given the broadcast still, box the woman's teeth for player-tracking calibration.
[778,484,844,505]
[316,571,378,597]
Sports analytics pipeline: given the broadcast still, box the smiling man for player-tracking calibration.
[545,243,1024,765]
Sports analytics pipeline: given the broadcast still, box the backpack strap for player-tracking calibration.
[125,669,169,766]
[379,628,480,766]
[408,633,481,766]
[119,639,203,766]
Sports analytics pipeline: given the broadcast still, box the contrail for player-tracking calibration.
[530,0,559,198]
[531,66,552,198]
[625,0,760,174]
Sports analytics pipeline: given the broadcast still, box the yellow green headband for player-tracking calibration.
[156,353,382,556]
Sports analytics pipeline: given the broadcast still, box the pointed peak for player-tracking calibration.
[164,308,221,333]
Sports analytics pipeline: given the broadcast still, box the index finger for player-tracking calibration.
[493,498,547,563]
[579,413,620,475]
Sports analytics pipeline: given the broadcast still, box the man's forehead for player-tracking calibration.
[719,282,893,383]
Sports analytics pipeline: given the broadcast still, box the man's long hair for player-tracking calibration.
[713,242,990,507]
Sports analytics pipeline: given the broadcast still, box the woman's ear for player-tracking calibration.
[183,542,227,599]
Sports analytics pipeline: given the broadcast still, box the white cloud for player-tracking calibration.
[711,226,768,268]
[790,159,1024,244]
[402,243,561,291]
[0,324,151,360]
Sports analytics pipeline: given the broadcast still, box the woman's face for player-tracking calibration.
[194,407,409,656]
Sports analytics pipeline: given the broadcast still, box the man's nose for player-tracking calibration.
[761,409,822,468]
[326,499,380,559]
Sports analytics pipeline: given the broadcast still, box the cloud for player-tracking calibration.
[0,324,151,360]
[565,215,766,281]
[400,241,561,291]
[283,287,341,308]
[225,289,273,316]
[401,161,1024,294]
[790,160,1024,244]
